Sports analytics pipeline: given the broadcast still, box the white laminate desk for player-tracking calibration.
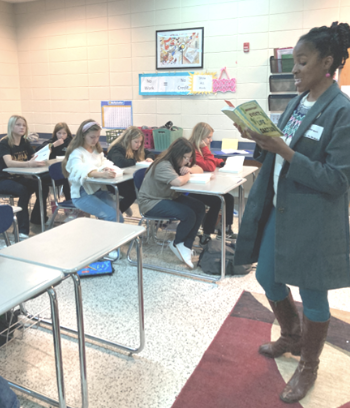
[171,173,246,282]
[0,218,146,408]
[3,167,49,233]
[85,172,134,222]
[0,258,67,408]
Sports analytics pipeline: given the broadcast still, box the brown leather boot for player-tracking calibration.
[280,314,330,403]
[259,290,301,358]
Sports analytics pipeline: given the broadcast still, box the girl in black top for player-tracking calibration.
[107,126,155,215]
[0,115,48,238]
[37,122,73,200]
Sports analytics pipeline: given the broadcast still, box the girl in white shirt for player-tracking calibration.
[62,119,123,222]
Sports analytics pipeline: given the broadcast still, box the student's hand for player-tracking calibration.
[53,139,64,148]
[28,156,46,167]
[145,158,153,162]
[100,167,117,178]
[200,140,207,147]
[179,166,191,175]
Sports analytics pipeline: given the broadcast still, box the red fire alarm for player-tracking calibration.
[244,42,250,53]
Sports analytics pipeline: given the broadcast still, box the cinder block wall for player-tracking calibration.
[1,0,350,139]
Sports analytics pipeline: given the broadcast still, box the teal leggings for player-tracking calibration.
[255,207,330,322]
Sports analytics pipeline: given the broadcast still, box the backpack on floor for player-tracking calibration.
[197,240,252,276]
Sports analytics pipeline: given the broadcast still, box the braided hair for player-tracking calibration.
[299,22,350,75]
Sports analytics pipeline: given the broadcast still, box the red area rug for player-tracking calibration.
[172,291,350,408]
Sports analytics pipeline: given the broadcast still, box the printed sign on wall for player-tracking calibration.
[139,73,192,95]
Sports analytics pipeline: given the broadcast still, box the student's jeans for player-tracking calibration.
[255,207,330,322]
[0,375,20,408]
[72,187,124,222]
[0,177,49,234]
[189,192,234,234]
[145,195,206,249]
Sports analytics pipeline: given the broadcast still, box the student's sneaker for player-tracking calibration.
[175,242,194,269]
[169,240,182,262]
[216,227,237,240]
[19,233,29,240]
[124,207,133,217]
[199,233,211,246]
[106,249,120,260]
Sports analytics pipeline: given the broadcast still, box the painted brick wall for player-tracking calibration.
[1,0,350,139]
[0,1,21,134]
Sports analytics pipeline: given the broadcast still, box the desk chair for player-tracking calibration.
[0,205,21,246]
[47,162,76,229]
[127,167,178,260]
[0,194,15,206]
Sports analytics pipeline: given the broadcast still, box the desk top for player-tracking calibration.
[171,173,246,195]
[0,218,145,273]
[2,159,62,176]
[0,258,63,315]
[86,173,133,185]
[3,166,49,176]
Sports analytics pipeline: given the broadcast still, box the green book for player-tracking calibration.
[222,100,283,137]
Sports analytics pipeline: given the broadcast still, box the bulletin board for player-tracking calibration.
[101,101,133,129]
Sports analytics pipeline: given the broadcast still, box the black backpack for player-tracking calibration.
[198,240,252,276]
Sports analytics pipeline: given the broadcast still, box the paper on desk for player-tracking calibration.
[221,138,238,151]
[136,161,152,167]
[221,149,249,154]
[34,144,50,161]
[110,165,124,177]
[188,173,212,184]
[219,156,245,174]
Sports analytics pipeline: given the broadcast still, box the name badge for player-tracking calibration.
[304,124,324,141]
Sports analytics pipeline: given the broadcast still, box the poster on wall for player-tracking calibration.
[101,101,133,129]
[156,27,204,69]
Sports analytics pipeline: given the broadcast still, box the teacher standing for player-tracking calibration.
[234,22,350,403]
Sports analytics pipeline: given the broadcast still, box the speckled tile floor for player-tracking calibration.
[1,203,350,408]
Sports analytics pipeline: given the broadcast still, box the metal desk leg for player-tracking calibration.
[238,185,245,230]
[48,287,67,408]
[135,236,145,353]
[71,274,88,408]
[33,175,45,232]
[12,214,19,243]
[112,185,120,223]
[8,288,70,408]
[219,195,226,281]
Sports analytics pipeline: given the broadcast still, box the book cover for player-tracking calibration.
[34,144,50,161]
[222,100,283,137]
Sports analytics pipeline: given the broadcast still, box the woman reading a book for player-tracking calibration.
[234,22,350,403]
[0,115,49,238]
[188,122,235,244]
[107,126,155,217]
[138,137,205,269]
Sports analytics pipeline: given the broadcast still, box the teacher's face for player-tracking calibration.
[292,41,330,94]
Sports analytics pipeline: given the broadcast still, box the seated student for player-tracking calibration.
[37,122,73,200]
[107,126,155,216]
[62,119,123,224]
[138,137,205,269]
[188,122,235,244]
[0,115,49,239]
